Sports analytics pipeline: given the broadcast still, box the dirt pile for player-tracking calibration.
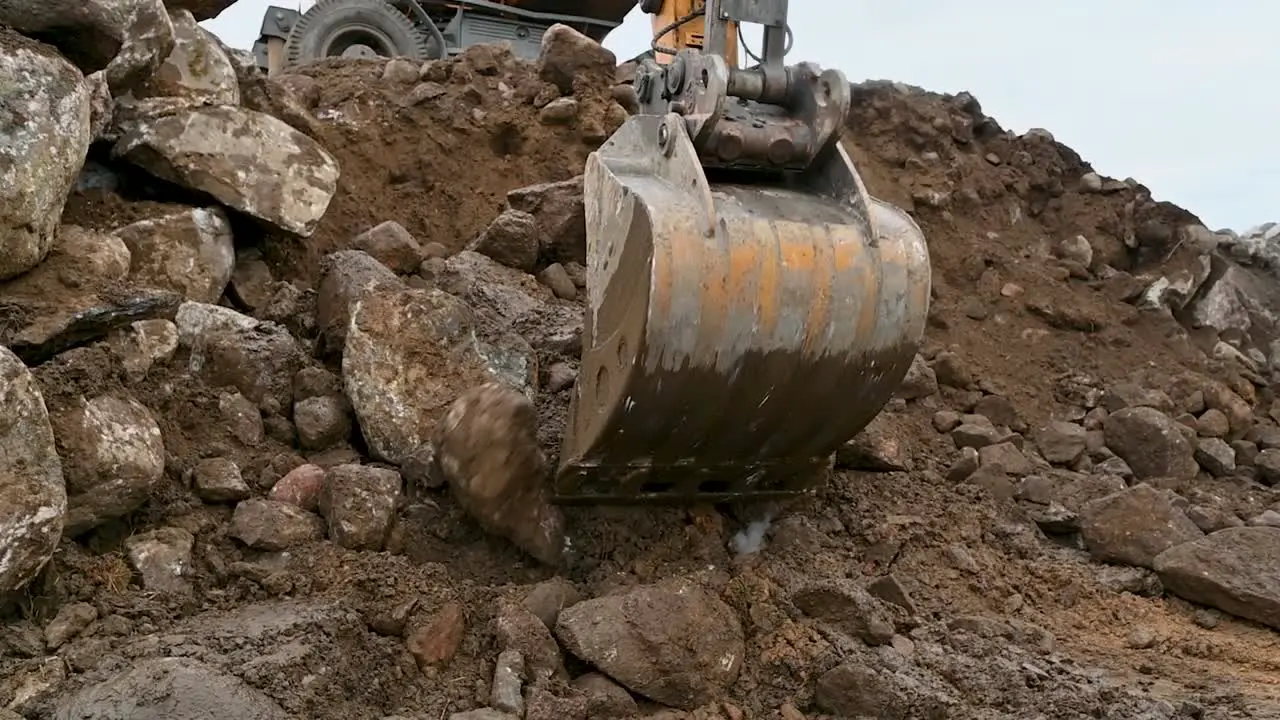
[2,3,1280,718]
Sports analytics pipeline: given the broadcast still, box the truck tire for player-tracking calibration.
[284,0,434,69]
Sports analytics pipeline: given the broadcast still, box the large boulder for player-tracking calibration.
[0,28,92,280]
[0,0,127,73]
[0,347,66,593]
[103,0,175,93]
[162,0,236,20]
[112,105,340,236]
[135,8,237,104]
[110,8,239,137]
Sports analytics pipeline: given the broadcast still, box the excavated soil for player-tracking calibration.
[8,49,1280,720]
[264,53,610,284]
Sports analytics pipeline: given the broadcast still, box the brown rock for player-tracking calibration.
[537,24,616,94]
[434,383,565,565]
[192,457,250,502]
[470,209,539,272]
[1036,421,1088,465]
[536,263,577,300]
[269,463,325,511]
[1079,484,1204,569]
[493,602,565,683]
[319,464,402,551]
[228,499,324,551]
[573,672,637,719]
[407,601,467,668]
[1154,526,1280,630]
[791,580,896,646]
[352,220,424,274]
[554,580,744,710]
[522,577,582,630]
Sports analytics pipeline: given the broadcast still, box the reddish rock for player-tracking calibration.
[269,464,325,511]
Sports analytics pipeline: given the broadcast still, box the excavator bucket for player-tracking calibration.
[554,113,932,504]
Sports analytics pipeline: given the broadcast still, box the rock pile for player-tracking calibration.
[1,5,1279,720]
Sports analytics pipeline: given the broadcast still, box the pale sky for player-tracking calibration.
[204,1,1277,233]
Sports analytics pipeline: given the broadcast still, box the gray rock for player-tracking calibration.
[124,526,194,593]
[103,0,175,94]
[489,649,524,716]
[173,300,258,347]
[1102,406,1199,481]
[114,207,235,303]
[506,175,586,265]
[112,105,339,236]
[163,0,237,21]
[315,250,404,358]
[1079,484,1203,569]
[1187,258,1280,338]
[51,393,165,536]
[107,319,180,382]
[124,9,237,106]
[0,29,92,280]
[0,1,125,73]
[1193,437,1236,477]
[293,395,352,451]
[342,286,535,464]
[896,353,939,400]
[1153,526,1280,631]
[0,347,66,590]
[51,656,290,719]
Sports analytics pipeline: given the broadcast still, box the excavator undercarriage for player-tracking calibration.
[255,0,932,506]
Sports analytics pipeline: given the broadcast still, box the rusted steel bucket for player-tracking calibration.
[555,113,931,504]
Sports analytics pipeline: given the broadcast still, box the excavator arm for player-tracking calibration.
[644,0,737,67]
[554,0,934,504]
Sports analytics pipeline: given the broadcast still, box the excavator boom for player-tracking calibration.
[554,0,933,504]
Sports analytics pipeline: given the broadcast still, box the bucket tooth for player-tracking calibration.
[555,113,932,505]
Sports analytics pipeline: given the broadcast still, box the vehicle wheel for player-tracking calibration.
[284,0,433,69]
